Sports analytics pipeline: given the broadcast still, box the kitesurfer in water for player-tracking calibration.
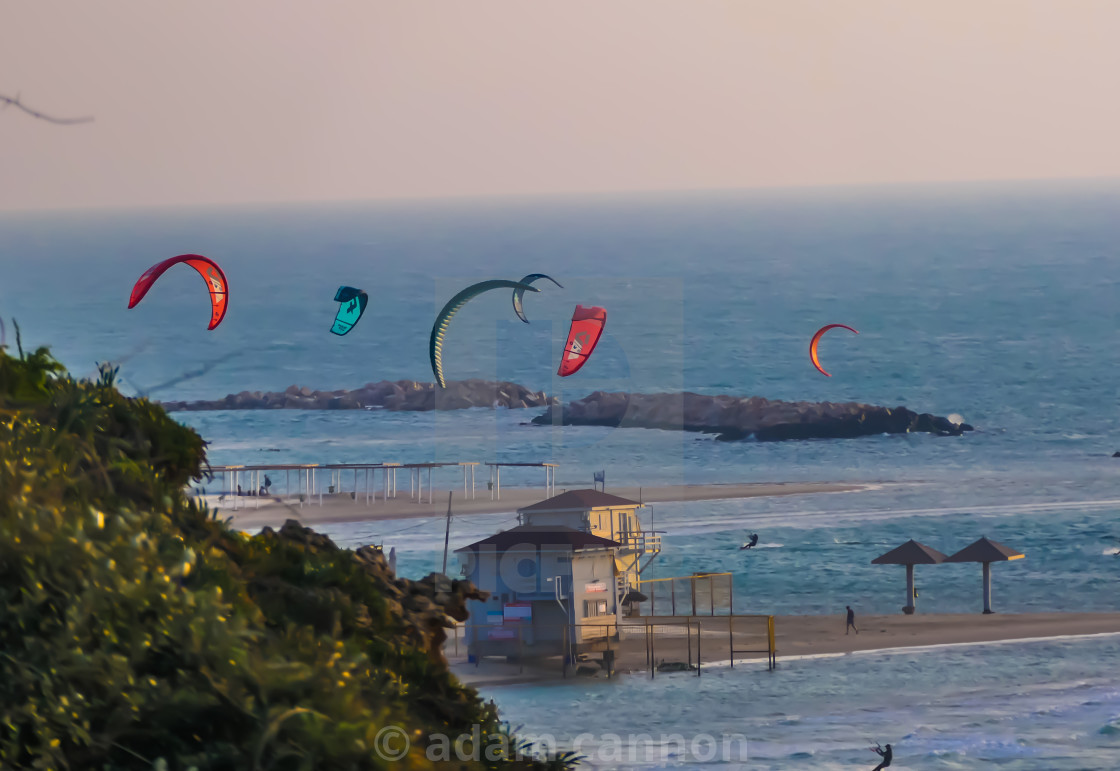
[871,743,892,769]
[740,534,759,550]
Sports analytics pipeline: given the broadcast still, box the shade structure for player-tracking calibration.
[871,540,948,613]
[621,590,648,604]
[944,537,1025,614]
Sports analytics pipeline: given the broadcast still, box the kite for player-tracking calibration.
[809,323,859,377]
[512,273,563,323]
[330,286,368,336]
[558,305,606,377]
[127,254,229,330]
[429,279,538,388]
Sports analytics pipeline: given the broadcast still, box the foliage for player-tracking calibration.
[0,343,575,770]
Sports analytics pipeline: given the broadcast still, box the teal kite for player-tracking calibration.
[330,286,368,336]
[512,273,563,323]
[430,279,538,388]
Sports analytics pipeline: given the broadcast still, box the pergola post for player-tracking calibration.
[982,561,993,614]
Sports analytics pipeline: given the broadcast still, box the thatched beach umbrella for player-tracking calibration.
[944,536,1024,614]
[871,540,948,614]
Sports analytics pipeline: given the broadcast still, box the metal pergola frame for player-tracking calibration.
[485,462,558,500]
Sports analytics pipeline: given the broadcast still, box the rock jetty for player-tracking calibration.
[160,378,557,412]
[531,391,973,441]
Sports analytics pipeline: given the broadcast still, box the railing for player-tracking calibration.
[446,615,777,677]
[635,572,735,617]
[614,531,662,553]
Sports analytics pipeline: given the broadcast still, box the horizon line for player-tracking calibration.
[4,174,1120,217]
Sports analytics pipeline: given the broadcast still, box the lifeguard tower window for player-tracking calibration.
[584,600,608,617]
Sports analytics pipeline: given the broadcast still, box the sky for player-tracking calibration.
[3,1,1120,211]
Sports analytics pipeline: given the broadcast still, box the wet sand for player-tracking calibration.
[221,481,868,530]
[448,612,1120,686]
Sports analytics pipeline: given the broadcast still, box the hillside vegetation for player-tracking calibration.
[0,335,572,770]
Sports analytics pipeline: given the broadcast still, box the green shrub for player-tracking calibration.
[0,342,575,770]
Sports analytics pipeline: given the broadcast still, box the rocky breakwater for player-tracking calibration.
[531,391,973,441]
[160,378,557,412]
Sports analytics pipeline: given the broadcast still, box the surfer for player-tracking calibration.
[740,533,759,550]
[871,743,892,769]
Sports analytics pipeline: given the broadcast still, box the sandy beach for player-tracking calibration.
[449,611,1120,686]
[219,480,869,530]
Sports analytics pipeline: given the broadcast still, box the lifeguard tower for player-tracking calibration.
[516,489,661,601]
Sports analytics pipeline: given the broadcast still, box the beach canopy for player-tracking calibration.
[945,536,1024,614]
[944,536,1024,563]
[871,539,948,565]
[871,539,948,614]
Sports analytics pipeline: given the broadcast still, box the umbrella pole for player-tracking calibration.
[982,561,993,614]
[905,563,915,614]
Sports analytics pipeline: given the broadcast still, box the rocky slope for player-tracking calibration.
[160,378,557,412]
[531,390,973,441]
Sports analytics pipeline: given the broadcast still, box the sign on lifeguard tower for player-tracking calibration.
[503,602,532,622]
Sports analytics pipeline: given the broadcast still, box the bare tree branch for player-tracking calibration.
[127,348,246,399]
[1,92,93,124]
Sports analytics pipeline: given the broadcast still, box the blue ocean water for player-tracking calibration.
[3,180,1120,767]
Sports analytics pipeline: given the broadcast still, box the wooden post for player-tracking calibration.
[696,620,701,677]
[982,561,993,614]
[768,616,776,670]
[645,620,651,670]
[441,492,452,575]
[686,619,692,670]
[728,615,734,668]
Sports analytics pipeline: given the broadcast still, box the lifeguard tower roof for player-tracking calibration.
[456,524,620,552]
[517,488,643,514]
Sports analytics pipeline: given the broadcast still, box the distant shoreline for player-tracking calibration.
[220,481,870,531]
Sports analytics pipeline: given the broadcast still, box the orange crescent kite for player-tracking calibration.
[809,324,858,377]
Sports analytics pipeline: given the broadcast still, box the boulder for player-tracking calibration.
[532,391,974,442]
[158,379,559,413]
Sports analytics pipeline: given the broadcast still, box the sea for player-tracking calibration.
[3,179,1119,768]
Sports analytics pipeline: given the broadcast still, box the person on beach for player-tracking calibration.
[846,605,859,634]
[871,743,892,769]
[740,533,759,550]
[264,475,272,494]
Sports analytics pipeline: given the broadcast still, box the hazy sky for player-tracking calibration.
[3,1,1120,210]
